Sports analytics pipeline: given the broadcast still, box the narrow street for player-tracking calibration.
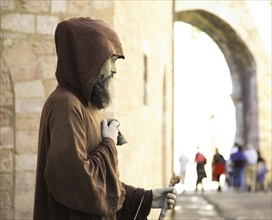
[170,191,271,220]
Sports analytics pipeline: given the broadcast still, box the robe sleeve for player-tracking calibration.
[44,98,125,216]
[116,183,152,220]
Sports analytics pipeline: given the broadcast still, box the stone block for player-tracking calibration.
[0,191,12,210]
[0,126,14,149]
[0,209,13,220]
[2,41,39,83]
[0,149,13,172]
[19,0,50,13]
[0,107,13,126]
[93,1,113,9]
[33,40,55,55]
[51,0,67,13]
[14,210,32,220]
[0,73,11,91]
[3,38,13,47]
[0,173,13,190]
[15,154,37,171]
[0,91,13,106]
[16,113,40,131]
[0,0,15,11]
[15,98,44,113]
[1,13,35,34]
[15,171,35,213]
[67,1,93,15]
[15,130,38,154]
[0,56,9,73]
[38,55,57,79]
[14,80,45,98]
[36,15,58,35]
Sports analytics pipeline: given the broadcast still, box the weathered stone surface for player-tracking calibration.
[38,55,57,79]
[0,191,12,210]
[0,149,13,172]
[15,171,35,213]
[15,98,45,113]
[15,154,37,171]
[93,1,113,9]
[15,130,38,154]
[16,113,40,131]
[19,0,50,13]
[1,13,35,34]
[0,107,13,126]
[0,91,13,106]
[51,0,67,13]
[14,80,44,98]
[33,40,55,55]
[67,1,94,15]
[2,41,38,83]
[0,173,13,190]
[0,126,14,148]
[0,0,15,11]
[0,209,13,220]
[36,15,59,35]
[0,73,12,91]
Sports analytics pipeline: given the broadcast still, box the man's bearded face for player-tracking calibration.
[89,73,113,110]
[89,56,118,109]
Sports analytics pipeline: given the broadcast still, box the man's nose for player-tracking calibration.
[111,67,117,74]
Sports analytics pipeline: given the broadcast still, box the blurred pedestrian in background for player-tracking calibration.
[225,143,239,190]
[244,144,258,192]
[230,143,247,192]
[212,148,226,192]
[195,147,207,192]
[256,150,268,192]
[179,154,188,184]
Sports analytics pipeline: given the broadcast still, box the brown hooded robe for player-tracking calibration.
[33,17,152,220]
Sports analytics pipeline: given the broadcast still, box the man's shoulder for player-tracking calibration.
[45,87,84,110]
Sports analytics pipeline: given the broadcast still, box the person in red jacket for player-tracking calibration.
[195,147,207,191]
[33,17,177,220]
[212,148,226,192]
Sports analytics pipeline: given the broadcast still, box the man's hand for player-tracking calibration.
[151,187,177,209]
[101,119,119,145]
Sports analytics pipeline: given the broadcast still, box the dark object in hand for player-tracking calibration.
[108,119,128,146]
[117,131,127,146]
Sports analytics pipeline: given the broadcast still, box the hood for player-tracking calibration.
[54,17,124,105]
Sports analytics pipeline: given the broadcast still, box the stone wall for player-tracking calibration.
[1,0,173,219]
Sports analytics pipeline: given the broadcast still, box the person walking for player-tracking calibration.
[195,147,207,192]
[179,154,188,184]
[230,144,247,191]
[244,144,258,192]
[256,150,268,192]
[212,148,226,192]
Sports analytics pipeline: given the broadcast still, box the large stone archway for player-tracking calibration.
[175,9,259,148]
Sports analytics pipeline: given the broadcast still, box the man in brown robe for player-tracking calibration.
[33,17,176,220]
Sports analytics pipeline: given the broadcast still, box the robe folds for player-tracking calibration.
[33,17,152,220]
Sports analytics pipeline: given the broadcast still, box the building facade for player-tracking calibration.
[0,0,271,219]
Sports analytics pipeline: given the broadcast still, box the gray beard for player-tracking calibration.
[89,74,112,110]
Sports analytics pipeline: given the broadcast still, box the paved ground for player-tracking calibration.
[168,190,272,220]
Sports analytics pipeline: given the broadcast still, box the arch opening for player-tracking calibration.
[173,9,258,192]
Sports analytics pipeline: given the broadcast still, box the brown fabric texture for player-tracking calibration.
[33,17,152,220]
